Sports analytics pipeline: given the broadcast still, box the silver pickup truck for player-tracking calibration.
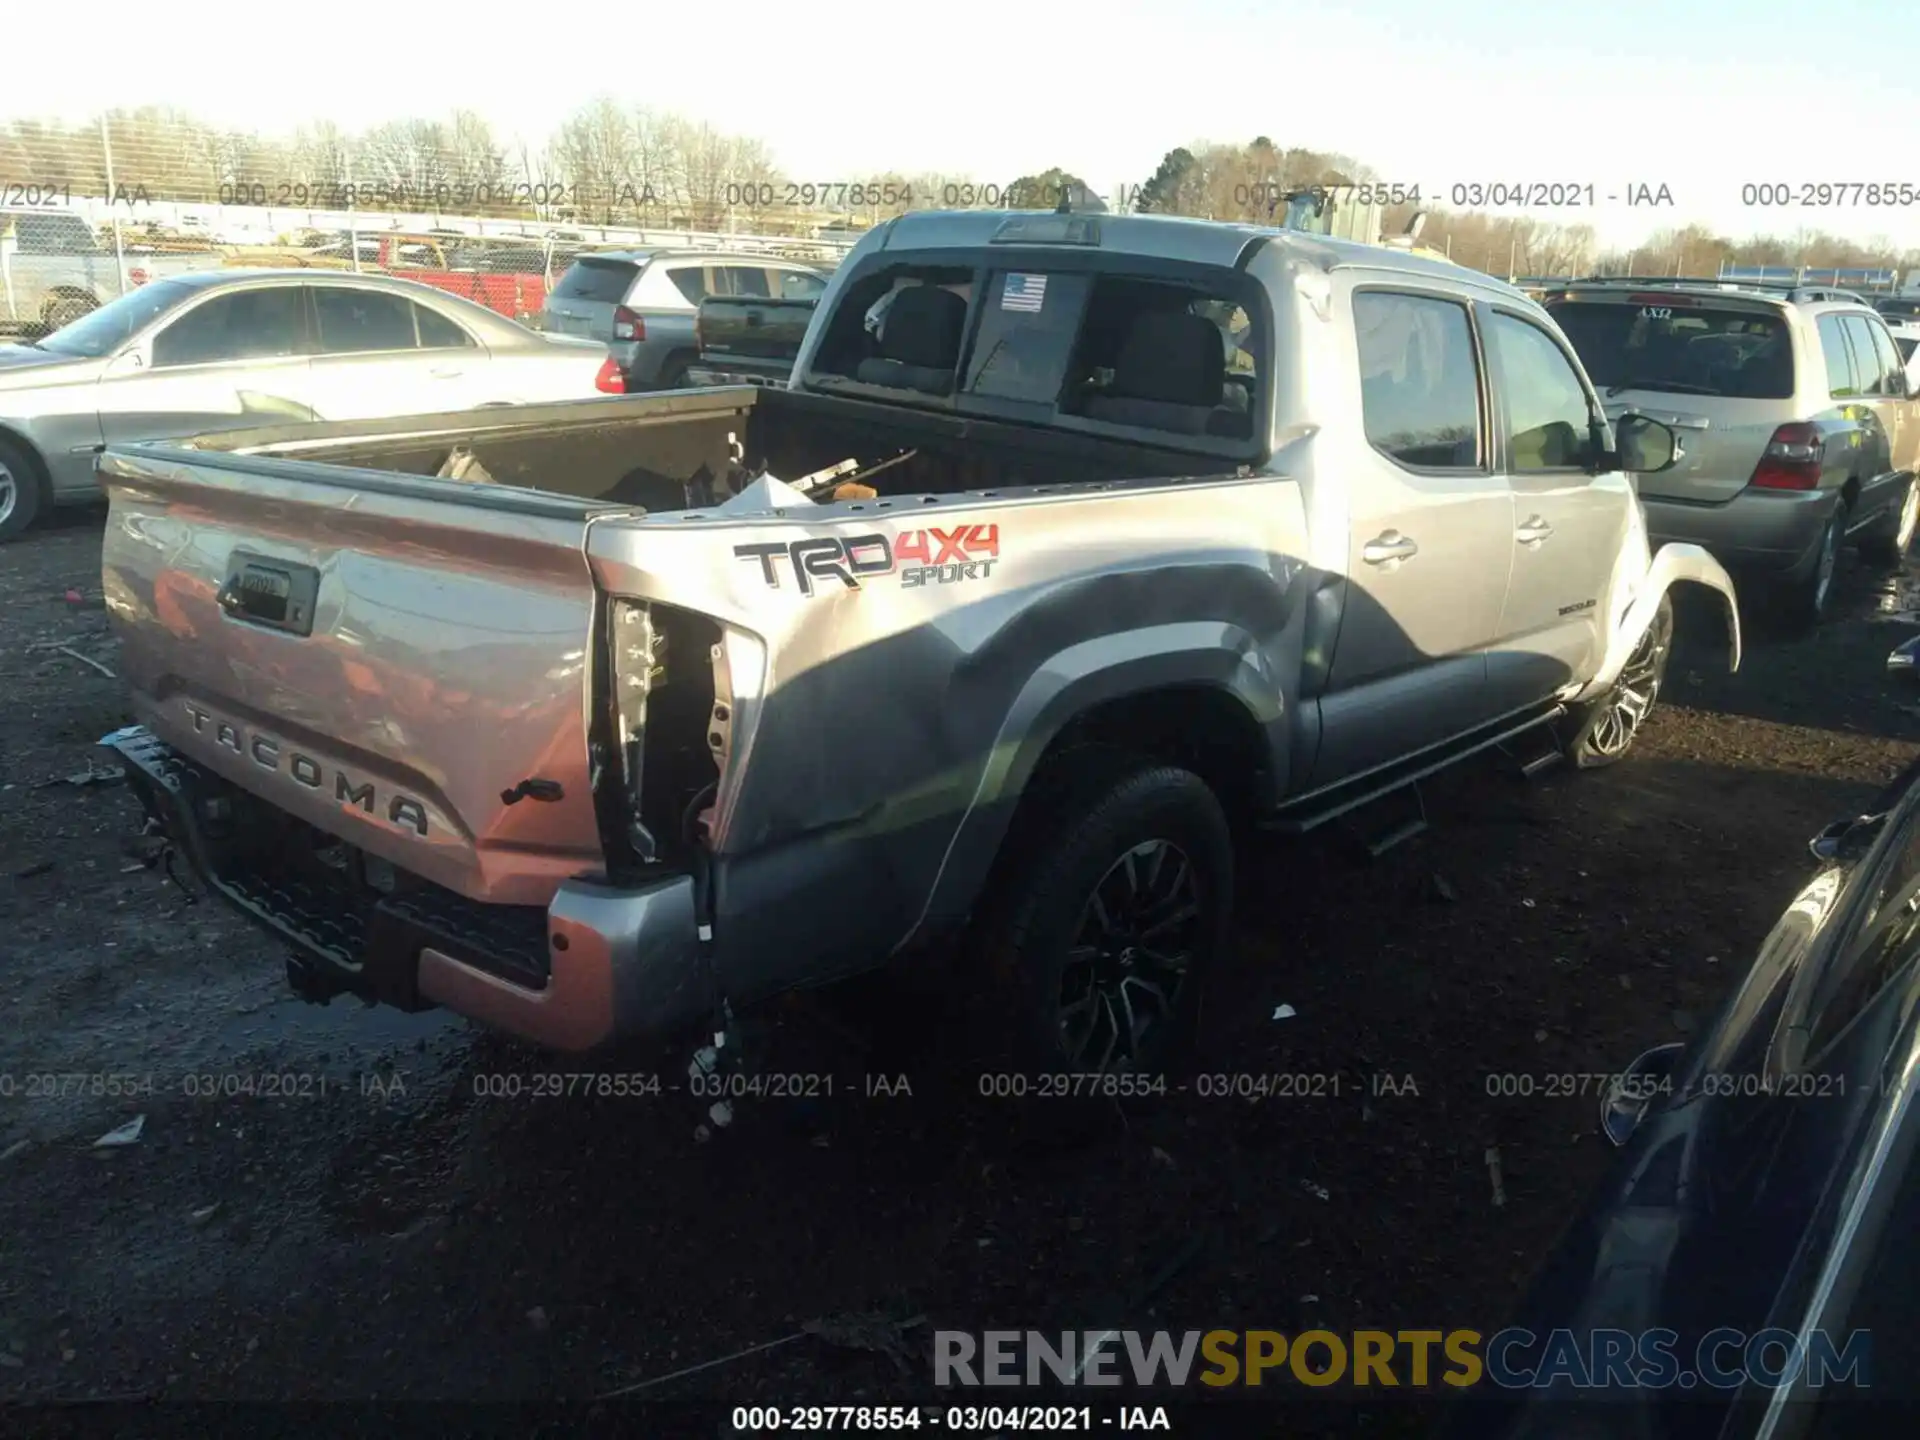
[1,209,223,334]
[95,209,1740,1077]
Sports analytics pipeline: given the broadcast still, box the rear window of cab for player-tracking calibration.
[806,258,1265,449]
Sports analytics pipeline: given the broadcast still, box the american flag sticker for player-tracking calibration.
[1001,272,1048,313]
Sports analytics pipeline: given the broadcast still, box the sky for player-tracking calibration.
[10,0,1920,252]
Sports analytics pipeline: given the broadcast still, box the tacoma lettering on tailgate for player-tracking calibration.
[184,703,431,837]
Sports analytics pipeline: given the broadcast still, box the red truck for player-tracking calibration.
[307,234,550,324]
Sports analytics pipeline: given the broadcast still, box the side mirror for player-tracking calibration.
[1810,811,1888,863]
[1615,413,1681,473]
[1890,633,1920,678]
[104,347,148,379]
[1600,1042,1686,1147]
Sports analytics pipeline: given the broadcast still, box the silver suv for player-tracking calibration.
[1546,280,1920,621]
[538,249,828,390]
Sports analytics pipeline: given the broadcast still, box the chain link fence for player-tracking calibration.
[1,111,883,339]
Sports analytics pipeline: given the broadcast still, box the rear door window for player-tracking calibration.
[1844,315,1897,396]
[1353,290,1484,469]
[415,304,474,350]
[1869,320,1907,393]
[1820,314,1861,397]
[313,288,418,354]
[552,259,639,304]
[1550,300,1794,400]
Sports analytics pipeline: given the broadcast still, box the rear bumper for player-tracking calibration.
[1641,487,1837,577]
[102,725,709,1051]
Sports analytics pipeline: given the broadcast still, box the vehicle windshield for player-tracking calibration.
[37,280,198,357]
[1549,300,1794,401]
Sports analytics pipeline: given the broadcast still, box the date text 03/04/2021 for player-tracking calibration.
[728,1405,1173,1431]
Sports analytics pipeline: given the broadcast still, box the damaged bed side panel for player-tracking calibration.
[586,473,1313,1005]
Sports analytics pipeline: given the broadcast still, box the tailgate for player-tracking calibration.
[1550,294,1793,504]
[1601,393,1779,504]
[99,444,622,907]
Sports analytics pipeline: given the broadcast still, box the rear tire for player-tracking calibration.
[1563,593,1673,769]
[1783,499,1847,626]
[973,746,1233,1086]
[0,436,47,543]
[1860,476,1918,568]
[654,355,692,391]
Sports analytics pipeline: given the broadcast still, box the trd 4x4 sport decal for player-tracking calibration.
[734,524,1001,596]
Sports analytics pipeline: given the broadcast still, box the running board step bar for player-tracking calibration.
[1264,704,1567,836]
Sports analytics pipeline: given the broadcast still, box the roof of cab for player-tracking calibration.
[872,209,1527,300]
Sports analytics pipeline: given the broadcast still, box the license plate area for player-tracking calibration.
[218,551,319,636]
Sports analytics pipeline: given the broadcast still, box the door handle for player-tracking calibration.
[430,367,464,379]
[1516,515,1554,546]
[1362,532,1419,565]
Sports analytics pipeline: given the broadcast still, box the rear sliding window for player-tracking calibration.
[809,261,1261,441]
[551,259,638,304]
[1549,300,1794,400]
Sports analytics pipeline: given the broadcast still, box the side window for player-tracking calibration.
[414,304,474,350]
[1841,316,1889,396]
[668,267,709,305]
[1819,314,1860,397]
[778,270,826,301]
[1484,312,1599,471]
[151,287,304,368]
[1353,291,1484,469]
[314,288,418,355]
[725,266,771,299]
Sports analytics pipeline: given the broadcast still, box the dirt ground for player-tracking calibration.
[4,508,1920,1437]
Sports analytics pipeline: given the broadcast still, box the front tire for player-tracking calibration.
[0,436,47,543]
[975,748,1233,1081]
[1564,593,1673,769]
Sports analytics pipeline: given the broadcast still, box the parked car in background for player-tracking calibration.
[93,211,1737,1068]
[303,234,549,323]
[1546,280,1920,622]
[1,209,224,335]
[539,249,828,389]
[685,292,819,387]
[0,268,615,541]
[1434,751,1920,1439]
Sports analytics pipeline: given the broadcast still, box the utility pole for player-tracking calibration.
[100,116,127,294]
[346,144,361,274]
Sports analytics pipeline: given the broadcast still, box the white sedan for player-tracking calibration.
[0,269,622,540]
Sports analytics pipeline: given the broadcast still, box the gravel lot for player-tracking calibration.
[4,509,1920,1434]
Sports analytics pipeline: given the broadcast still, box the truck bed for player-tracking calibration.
[166,383,1201,509]
[95,385,1237,913]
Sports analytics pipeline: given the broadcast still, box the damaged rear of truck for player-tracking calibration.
[95,209,1736,1072]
